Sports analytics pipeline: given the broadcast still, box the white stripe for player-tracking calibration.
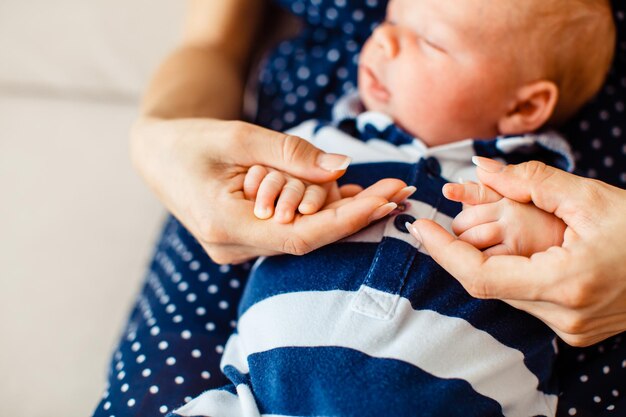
[173,385,260,417]
[230,290,557,417]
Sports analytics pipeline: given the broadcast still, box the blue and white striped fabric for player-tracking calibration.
[171,93,573,417]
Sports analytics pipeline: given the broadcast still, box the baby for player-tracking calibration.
[172,0,615,416]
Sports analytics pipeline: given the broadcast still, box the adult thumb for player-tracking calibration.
[472,157,594,221]
[231,122,351,183]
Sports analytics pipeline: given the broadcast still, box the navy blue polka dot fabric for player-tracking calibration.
[92,1,625,416]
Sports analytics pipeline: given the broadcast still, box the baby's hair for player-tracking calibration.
[513,0,616,126]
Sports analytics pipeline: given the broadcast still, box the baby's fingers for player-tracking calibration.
[452,203,501,235]
[244,165,269,200]
[274,177,306,223]
[298,184,328,215]
[254,171,286,219]
[456,222,504,249]
[443,181,502,205]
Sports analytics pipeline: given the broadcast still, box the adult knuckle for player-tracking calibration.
[521,160,550,181]
[561,281,593,309]
[280,134,312,165]
[281,236,313,256]
[559,314,587,336]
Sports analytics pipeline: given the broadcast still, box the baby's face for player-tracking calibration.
[358,0,522,146]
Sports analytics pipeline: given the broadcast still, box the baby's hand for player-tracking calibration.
[443,181,566,257]
[243,165,346,224]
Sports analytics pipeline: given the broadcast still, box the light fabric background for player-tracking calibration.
[0,1,184,415]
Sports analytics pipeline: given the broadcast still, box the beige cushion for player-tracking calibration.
[0,0,184,99]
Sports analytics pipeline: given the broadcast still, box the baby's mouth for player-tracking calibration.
[362,65,390,103]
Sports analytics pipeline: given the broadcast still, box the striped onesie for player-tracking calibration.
[171,93,574,417]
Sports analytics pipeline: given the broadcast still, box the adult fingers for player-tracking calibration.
[223,121,352,183]
[407,218,558,301]
[323,179,408,211]
[442,181,502,205]
[338,184,364,198]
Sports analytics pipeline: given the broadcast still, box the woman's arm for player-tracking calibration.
[408,158,626,347]
[130,0,408,264]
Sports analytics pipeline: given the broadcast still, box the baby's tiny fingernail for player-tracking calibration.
[471,156,504,173]
[368,202,397,223]
[317,154,352,172]
[254,206,272,219]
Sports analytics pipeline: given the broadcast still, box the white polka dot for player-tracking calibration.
[136,354,146,364]
[181,330,192,339]
[366,0,378,7]
[115,361,124,371]
[158,341,168,350]
[146,318,156,327]
[182,252,192,262]
[219,265,231,273]
[117,371,126,380]
[218,301,229,310]
[621,360,626,368]
[121,383,129,392]
[304,101,317,113]
[127,398,135,407]
[205,322,216,331]
[178,282,189,292]
[189,260,200,271]
[296,86,309,97]
[196,307,206,316]
[603,365,611,374]
[327,49,340,62]
[230,320,237,328]
[131,342,141,352]
[159,405,168,414]
[149,385,159,394]
[171,273,181,283]
[159,295,169,305]
[297,66,311,80]
[175,376,184,385]
[607,404,615,411]
[326,7,338,20]
[201,371,211,379]
[103,401,111,410]
[592,138,602,149]
[165,304,176,314]
[594,396,602,403]
[580,374,589,382]
[579,120,590,131]
[198,272,209,282]
[612,389,619,397]
[192,349,202,358]
[292,1,305,14]
[576,353,586,362]
[604,156,614,167]
[127,331,136,341]
[352,9,365,21]
[142,368,151,377]
[337,67,349,79]
[229,279,240,289]
[316,75,329,87]
[173,314,183,323]
[186,293,197,303]
[285,93,298,105]
[600,110,610,120]
[617,101,625,112]
[208,285,218,294]
[568,408,577,416]
[150,326,160,336]
[216,345,224,354]
[184,396,192,403]
[166,357,176,366]
[335,0,346,6]
[613,127,622,137]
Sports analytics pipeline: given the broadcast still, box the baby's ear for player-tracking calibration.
[497,81,558,135]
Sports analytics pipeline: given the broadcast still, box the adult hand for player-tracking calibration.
[407,158,626,347]
[131,117,408,265]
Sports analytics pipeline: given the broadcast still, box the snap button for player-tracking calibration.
[425,157,441,176]
[394,214,417,233]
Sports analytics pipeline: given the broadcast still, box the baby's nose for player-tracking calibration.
[373,24,399,59]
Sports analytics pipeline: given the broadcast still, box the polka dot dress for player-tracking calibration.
[92,1,625,416]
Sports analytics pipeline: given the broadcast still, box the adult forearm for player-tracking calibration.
[140,44,247,120]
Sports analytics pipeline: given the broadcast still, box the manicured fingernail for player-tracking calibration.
[401,186,417,197]
[471,156,504,173]
[368,202,397,222]
[317,154,352,171]
[405,222,422,243]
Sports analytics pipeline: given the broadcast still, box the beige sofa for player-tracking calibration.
[0,1,184,416]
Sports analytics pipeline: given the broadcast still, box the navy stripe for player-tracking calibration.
[248,346,505,417]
